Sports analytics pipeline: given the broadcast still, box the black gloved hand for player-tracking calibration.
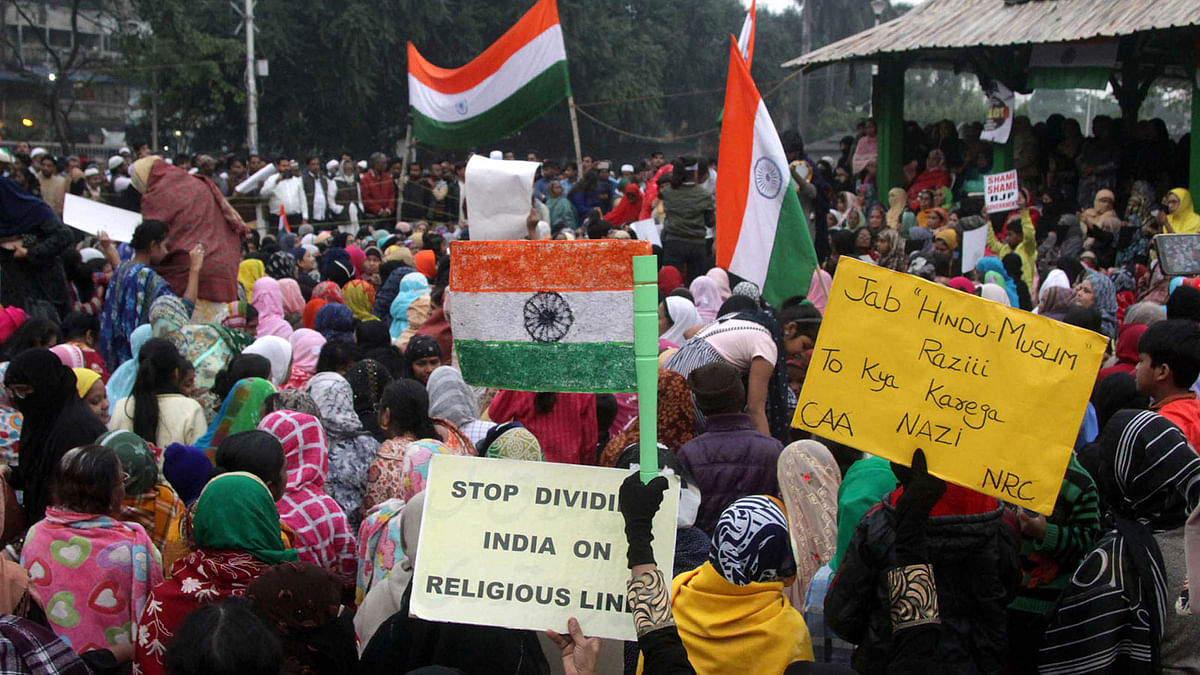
[891,449,945,566]
[619,473,668,569]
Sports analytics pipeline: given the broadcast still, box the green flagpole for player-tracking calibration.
[632,255,659,484]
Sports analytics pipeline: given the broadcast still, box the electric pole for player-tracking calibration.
[244,0,258,155]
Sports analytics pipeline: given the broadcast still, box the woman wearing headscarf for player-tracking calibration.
[884,187,914,234]
[105,324,152,404]
[657,266,684,296]
[21,444,164,657]
[249,277,293,340]
[312,281,344,305]
[980,283,1012,307]
[363,379,473,514]
[1073,271,1119,341]
[344,279,377,322]
[246,562,358,675]
[476,423,545,461]
[659,296,703,349]
[404,334,444,385]
[321,248,353,286]
[356,321,406,379]
[777,441,841,606]
[73,367,109,424]
[345,359,392,441]
[0,176,76,323]
[314,304,355,343]
[196,377,275,449]
[651,496,812,674]
[148,298,248,394]
[243,335,293,387]
[238,258,265,300]
[302,298,327,330]
[99,430,186,555]
[131,155,248,304]
[413,249,437,281]
[689,276,722,323]
[975,256,1020,308]
[277,278,305,327]
[100,221,202,369]
[875,228,906,272]
[1097,323,1148,384]
[265,250,296,281]
[1041,410,1200,673]
[601,370,695,466]
[1165,187,1200,234]
[426,366,495,446]
[134,473,298,675]
[372,265,418,327]
[284,328,325,390]
[5,350,107,523]
[705,268,732,302]
[346,245,366,279]
[388,272,431,341]
[258,412,356,584]
[306,370,381,528]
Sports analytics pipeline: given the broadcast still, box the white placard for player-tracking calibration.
[630,218,662,248]
[462,155,540,240]
[980,80,1014,144]
[960,225,989,273]
[62,193,141,242]
[984,170,1020,214]
[412,455,678,641]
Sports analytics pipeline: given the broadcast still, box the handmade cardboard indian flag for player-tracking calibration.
[449,240,650,393]
[715,38,817,308]
[407,0,570,149]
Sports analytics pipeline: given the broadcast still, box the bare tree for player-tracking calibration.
[0,0,126,152]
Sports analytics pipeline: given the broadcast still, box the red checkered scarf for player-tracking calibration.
[258,411,356,581]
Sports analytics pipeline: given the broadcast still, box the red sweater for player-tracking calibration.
[360,170,396,217]
[1153,393,1200,453]
[489,391,598,465]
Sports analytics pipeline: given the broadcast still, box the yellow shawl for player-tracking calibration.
[639,561,812,675]
[1168,188,1200,234]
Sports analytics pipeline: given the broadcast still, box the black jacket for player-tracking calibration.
[825,487,1020,674]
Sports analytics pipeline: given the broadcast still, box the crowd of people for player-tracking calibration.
[0,108,1196,674]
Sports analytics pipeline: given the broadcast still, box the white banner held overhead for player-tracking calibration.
[980,80,1014,144]
[984,170,1020,214]
[62,194,141,242]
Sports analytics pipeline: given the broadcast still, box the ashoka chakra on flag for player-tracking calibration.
[449,240,651,393]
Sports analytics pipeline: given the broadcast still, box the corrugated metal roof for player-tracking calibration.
[784,0,1200,69]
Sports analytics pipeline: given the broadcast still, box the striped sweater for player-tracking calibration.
[1009,453,1102,616]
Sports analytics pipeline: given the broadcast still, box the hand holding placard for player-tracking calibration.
[793,258,1106,514]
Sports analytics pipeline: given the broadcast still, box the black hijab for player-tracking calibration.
[344,359,392,441]
[5,349,107,522]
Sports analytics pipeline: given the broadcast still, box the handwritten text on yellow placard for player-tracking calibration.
[793,258,1106,515]
[411,455,679,641]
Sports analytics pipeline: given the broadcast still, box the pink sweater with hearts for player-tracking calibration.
[21,508,164,653]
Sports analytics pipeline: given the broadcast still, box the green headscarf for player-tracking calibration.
[831,456,898,571]
[197,377,276,449]
[97,429,159,495]
[191,472,297,564]
[486,427,545,462]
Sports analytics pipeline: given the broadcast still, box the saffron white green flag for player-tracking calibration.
[407,0,570,149]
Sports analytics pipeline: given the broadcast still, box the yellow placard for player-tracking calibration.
[793,258,1107,514]
[411,455,679,641]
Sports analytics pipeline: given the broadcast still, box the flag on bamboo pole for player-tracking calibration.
[278,205,291,234]
[448,240,650,393]
[737,0,756,66]
[407,0,570,149]
[715,38,817,308]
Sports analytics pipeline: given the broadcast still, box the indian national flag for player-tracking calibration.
[407,0,570,149]
[449,240,650,393]
[715,38,817,308]
[737,0,756,66]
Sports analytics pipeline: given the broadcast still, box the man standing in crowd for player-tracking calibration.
[260,157,307,232]
[302,156,341,227]
[360,152,396,221]
[400,161,432,223]
[36,154,67,215]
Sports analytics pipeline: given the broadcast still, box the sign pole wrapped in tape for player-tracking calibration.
[793,258,1106,514]
[632,254,659,484]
